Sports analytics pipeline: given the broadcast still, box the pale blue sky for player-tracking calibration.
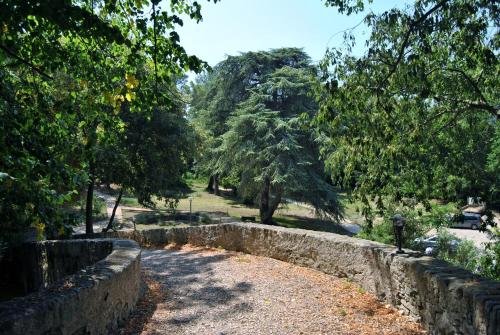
[178,0,408,68]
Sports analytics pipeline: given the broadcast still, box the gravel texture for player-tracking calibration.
[119,245,426,335]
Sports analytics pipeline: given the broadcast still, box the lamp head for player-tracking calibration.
[392,214,406,227]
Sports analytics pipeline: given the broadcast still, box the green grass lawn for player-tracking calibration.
[121,196,140,207]
[118,183,463,236]
[120,182,351,235]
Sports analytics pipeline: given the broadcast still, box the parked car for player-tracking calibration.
[414,235,459,254]
[448,212,482,230]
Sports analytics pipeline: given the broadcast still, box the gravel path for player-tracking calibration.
[119,246,425,335]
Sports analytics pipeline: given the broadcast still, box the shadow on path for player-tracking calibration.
[116,248,252,334]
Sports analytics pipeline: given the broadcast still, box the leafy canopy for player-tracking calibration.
[0,0,213,242]
[316,0,499,223]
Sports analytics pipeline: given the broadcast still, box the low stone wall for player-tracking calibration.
[0,239,141,335]
[0,239,113,298]
[97,223,499,335]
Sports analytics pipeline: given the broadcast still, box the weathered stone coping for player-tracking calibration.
[94,223,499,335]
[0,239,141,335]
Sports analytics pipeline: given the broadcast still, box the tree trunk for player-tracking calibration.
[260,177,282,225]
[84,123,97,235]
[85,162,95,235]
[104,188,123,232]
[207,175,214,192]
[213,173,220,196]
[260,176,272,224]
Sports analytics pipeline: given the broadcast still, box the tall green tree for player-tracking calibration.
[193,49,342,224]
[190,48,313,194]
[99,75,197,231]
[316,0,499,228]
[0,0,213,244]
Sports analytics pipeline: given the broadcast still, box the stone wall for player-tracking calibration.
[0,239,141,335]
[96,223,499,335]
[0,240,113,298]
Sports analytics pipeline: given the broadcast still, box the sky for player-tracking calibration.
[177,0,408,70]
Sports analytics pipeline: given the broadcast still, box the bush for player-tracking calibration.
[478,226,500,280]
[434,229,499,281]
[479,242,500,280]
[78,195,107,221]
[435,228,458,259]
[199,213,212,224]
[436,230,479,271]
[358,207,428,249]
[420,202,460,229]
[453,240,480,272]
[93,197,106,216]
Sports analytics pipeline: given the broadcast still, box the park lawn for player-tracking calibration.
[119,183,461,234]
[161,182,315,219]
[121,182,350,234]
[121,196,140,207]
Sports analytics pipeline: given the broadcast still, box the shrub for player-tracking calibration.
[199,213,212,224]
[478,242,499,280]
[434,229,499,281]
[420,202,460,229]
[478,226,500,280]
[358,207,428,249]
[93,197,106,216]
[452,240,480,272]
[78,195,105,217]
[355,201,499,281]
[436,233,479,273]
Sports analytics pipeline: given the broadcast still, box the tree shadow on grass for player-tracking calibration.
[201,187,260,210]
[116,248,253,334]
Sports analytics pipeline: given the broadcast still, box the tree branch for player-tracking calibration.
[433,95,499,118]
[384,0,450,83]
[445,67,489,104]
[0,45,53,80]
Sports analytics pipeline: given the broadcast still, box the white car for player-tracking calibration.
[414,235,459,253]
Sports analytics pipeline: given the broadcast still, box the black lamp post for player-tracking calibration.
[392,214,406,254]
[188,196,193,224]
